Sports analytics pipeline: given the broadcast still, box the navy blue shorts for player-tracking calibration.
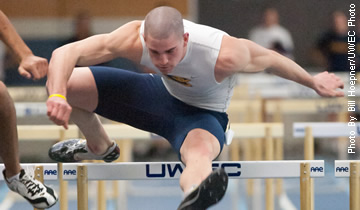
[89,66,229,158]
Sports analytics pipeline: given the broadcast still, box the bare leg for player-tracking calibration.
[179,128,221,193]
[0,82,21,177]
[0,85,58,209]
[70,107,113,155]
[66,67,113,155]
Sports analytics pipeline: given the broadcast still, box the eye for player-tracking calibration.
[166,48,176,54]
[150,50,159,55]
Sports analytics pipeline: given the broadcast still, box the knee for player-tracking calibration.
[0,82,14,116]
[180,129,219,164]
[0,82,12,106]
[181,147,212,164]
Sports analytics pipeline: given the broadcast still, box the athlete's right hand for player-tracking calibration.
[46,96,72,129]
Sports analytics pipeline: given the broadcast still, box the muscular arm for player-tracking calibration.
[0,10,47,79]
[47,20,142,95]
[0,10,32,62]
[217,36,344,97]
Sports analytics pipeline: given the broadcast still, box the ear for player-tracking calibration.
[142,33,147,42]
[183,33,189,47]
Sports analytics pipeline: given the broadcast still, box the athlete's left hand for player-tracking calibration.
[313,71,344,97]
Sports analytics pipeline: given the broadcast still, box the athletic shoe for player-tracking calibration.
[177,168,228,210]
[3,169,58,209]
[48,139,120,162]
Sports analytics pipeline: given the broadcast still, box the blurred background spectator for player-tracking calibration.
[313,11,360,72]
[248,7,294,59]
[62,11,93,45]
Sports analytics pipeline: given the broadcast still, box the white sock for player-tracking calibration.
[86,141,116,156]
[6,172,20,182]
[104,142,117,155]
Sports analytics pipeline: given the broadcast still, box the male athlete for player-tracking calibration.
[46,6,344,210]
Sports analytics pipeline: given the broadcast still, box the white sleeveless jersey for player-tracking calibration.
[139,19,237,112]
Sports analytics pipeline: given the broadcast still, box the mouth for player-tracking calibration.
[157,66,172,73]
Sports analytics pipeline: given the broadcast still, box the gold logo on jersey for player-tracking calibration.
[166,75,192,87]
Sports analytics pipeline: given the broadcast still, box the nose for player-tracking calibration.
[159,54,168,65]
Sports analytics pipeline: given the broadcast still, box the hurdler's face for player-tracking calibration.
[144,33,189,75]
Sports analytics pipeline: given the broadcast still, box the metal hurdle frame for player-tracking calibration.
[335,161,360,210]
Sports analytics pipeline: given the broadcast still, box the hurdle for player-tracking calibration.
[293,122,360,159]
[293,122,359,138]
[228,123,283,210]
[235,72,353,100]
[59,160,324,210]
[335,160,360,210]
[95,123,284,210]
[16,123,285,210]
[227,98,263,123]
[0,161,324,210]
[8,87,47,102]
[228,96,276,210]
[265,98,351,154]
[294,122,360,210]
[17,125,80,210]
[108,122,284,210]
[0,164,58,182]
[17,124,79,140]
[265,98,351,115]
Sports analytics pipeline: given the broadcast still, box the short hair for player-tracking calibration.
[144,6,184,40]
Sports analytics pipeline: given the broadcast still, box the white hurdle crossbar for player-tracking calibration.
[0,163,58,181]
[17,125,79,140]
[335,160,360,210]
[61,160,324,180]
[62,160,323,210]
[17,123,284,141]
[293,122,359,160]
[293,122,360,138]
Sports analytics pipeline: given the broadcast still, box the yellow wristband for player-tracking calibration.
[49,94,67,101]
